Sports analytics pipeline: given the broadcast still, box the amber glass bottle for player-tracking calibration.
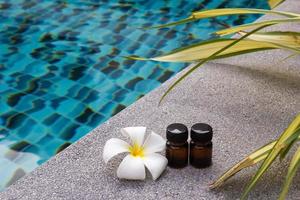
[190,123,213,168]
[166,123,188,168]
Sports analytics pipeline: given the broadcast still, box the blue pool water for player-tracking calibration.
[0,0,268,190]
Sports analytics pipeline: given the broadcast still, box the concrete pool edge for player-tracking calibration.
[1,0,300,199]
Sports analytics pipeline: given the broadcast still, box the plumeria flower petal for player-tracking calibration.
[117,155,145,180]
[143,131,166,155]
[103,138,130,164]
[103,127,167,180]
[121,126,146,146]
[142,153,168,180]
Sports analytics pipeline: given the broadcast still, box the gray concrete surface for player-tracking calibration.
[1,0,300,199]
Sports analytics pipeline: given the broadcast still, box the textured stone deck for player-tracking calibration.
[1,0,300,199]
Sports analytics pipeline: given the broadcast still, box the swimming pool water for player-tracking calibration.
[0,0,268,190]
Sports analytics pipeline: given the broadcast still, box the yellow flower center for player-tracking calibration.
[129,143,144,157]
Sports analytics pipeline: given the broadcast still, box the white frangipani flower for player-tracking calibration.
[103,127,167,180]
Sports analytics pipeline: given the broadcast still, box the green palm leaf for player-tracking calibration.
[280,138,298,161]
[126,31,300,64]
[210,115,300,192]
[242,31,300,48]
[279,126,300,161]
[149,8,300,29]
[216,18,300,36]
[210,140,276,189]
[158,25,272,105]
[127,25,300,104]
[241,114,300,199]
[270,43,300,55]
[126,39,278,62]
[242,31,300,55]
[279,145,300,200]
[191,8,299,19]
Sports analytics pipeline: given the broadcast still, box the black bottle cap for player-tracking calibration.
[166,123,188,143]
[191,123,213,143]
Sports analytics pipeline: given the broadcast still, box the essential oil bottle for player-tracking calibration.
[190,123,213,168]
[166,123,189,168]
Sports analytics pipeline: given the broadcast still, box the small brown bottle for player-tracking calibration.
[190,123,213,168]
[166,123,188,168]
